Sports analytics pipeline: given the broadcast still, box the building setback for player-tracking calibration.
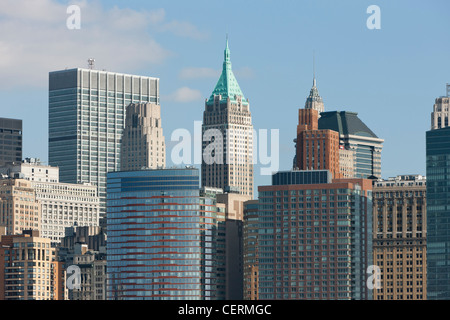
[430,84,450,130]
[202,39,254,198]
[48,67,159,216]
[373,175,427,300]
[318,111,383,179]
[295,108,341,179]
[257,170,373,300]
[0,117,22,167]
[120,102,165,171]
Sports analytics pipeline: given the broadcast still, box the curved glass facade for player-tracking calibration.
[106,168,224,300]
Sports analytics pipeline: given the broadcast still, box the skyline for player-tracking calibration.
[0,0,449,194]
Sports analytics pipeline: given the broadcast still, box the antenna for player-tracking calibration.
[88,58,95,70]
[447,83,450,97]
[313,50,316,86]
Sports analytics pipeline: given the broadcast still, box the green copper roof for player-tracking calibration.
[207,38,248,105]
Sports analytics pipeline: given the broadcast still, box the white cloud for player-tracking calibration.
[0,0,208,88]
[165,87,203,103]
[179,67,220,79]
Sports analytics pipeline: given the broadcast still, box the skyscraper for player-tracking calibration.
[0,117,22,166]
[430,84,450,130]
[243,199,259,300]
[0,179,41,235]
[257,170,373,300]
[120,102,165,171]
[319,111,384,179]
[372,175,427,300]
[48,67,159,215]
[426,126,450,299]
[304,76,324,115]
[106,168,226,300]
[0,230,58,300]
[201,38,254,198]
[295,108,341,178]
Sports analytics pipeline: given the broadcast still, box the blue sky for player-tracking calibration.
[0,0,449,192]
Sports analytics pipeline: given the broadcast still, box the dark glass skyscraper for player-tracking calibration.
[426,127,450,299]
[106,168,225,300]
[0,117,22,166]
[48,68,159,216]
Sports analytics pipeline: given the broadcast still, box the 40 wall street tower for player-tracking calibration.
[201,39,254,198]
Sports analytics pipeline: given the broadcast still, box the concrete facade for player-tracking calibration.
[120,102,165,171]
[373,175,427,300]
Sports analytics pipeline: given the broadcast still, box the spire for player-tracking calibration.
[313,51,316,87]
[305,52,324,113]
[207,36,247,105]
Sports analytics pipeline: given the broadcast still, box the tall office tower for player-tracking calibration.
[48,67,159,215]
[0,179,41,235]
[295,108,341,178]
[0,158,59,182]
[120,103,165,171]
[0,230,58,300]
[201,39,254,198]
[372,175,427,300]
[304,76,325,114]
[258,170,373,300]
[243,199,259,300]
[430,84,450,130]
[426,126,450,299]
[106,168,226,300]
[0,117,22,166]
[319,111,384,179]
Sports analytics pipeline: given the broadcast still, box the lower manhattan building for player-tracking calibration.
[31,181,100,244]
[430,84,450,130]
[372,175,427,300]
[0,158,59,183]
[0,179,41,235]
[67,244,107,301]
[48,67,160,217]
[295,108,341,178]
[0,162,100,243]
[120,102,165,171]
[243,199,259,300]
[319,111,384,179]
[0,229,60,300]
[201,39,254,198]
[426,126,450,299]
[257,170,373,300]
[106,168,227,300]
[0,117,22,167]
